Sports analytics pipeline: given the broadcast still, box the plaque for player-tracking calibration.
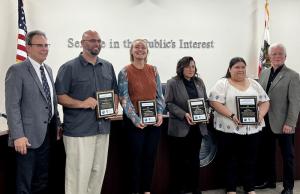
[188,98,208,123]
[96,90,115,119]
[235,96,258,125]
[138,100,157,125]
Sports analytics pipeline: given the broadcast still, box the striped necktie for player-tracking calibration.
[40,66,52,122]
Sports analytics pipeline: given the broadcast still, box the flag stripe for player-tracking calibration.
[17,39,26,46]
[16,55,27,62]
[18,28,26,36]
[17,49,27,57]
[18,34,26,41]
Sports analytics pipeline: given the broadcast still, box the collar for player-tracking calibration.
[183,77,194,83]
[28,56,45,69]
[79,53,102,66]
[271,64,284,74]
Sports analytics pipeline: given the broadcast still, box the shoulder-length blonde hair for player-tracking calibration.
[130,39,149,63]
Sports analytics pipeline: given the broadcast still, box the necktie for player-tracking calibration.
[40,66,52,122]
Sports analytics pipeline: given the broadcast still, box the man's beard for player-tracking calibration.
[89,48,100,56]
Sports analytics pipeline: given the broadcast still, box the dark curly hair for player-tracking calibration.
[176,56,198,79]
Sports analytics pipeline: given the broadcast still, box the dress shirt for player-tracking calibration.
[28,57,54,117]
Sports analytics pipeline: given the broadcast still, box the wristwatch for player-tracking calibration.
[229,113,235,120]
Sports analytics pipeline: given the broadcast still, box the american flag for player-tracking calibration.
[258,0,270,76]
[16,0,27,63]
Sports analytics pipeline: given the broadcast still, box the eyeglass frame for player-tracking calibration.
[28,44,51,48]
[82,39,101,44]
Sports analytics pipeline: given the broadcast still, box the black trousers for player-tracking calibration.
[216,130,260,192]
[256,118,295,190]
[124,116,161,193]
[15,129,50,194]
[168,125,202,193]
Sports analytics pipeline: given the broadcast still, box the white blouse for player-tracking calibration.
[209,78,269,135]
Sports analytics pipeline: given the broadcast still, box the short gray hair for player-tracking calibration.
[268,43,286,56]
[25,30,47,45]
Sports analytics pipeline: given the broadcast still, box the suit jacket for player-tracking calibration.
[259,65,300,134]
[5,59,60,148]
[165,77,208,137]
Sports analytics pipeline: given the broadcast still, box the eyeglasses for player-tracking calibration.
[29,44,51,48]
[82,39,101,43]
[270,52,285,56]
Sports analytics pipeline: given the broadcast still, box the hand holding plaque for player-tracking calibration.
[188,98,208,123]
[96,90,115,119]
[235,96,258,125]
[138,100,157,125]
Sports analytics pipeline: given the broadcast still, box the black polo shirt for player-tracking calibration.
[266,64,284,93]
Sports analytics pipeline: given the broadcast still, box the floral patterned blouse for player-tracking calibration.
[209,78,269,135]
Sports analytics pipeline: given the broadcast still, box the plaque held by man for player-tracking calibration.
[138,100,157,125]
[188,98,208,123]
[96,90,115,119]
[235,96,258,125]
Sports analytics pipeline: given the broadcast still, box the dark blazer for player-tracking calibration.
[259,65,300,134]
[165,77,208,137]
[5,59,60,148]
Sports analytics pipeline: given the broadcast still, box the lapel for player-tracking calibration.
[25,59,48,101]
[194,79,204,98]
[44,64,57,105]
[177,79,189,101]
[44,64,54,87]
[261,68,271,90]
[177,78,205,100]
[268,66,287,93]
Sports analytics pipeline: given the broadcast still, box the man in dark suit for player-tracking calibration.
[5,30,61,194]
[257,43,300,194]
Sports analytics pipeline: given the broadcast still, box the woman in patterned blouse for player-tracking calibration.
[209,57,270,194]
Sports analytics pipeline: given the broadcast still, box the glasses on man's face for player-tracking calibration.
[29,44,50,48]
[271,52,285,57]
[82,39,101,44]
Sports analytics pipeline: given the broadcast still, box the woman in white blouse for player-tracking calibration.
[209,57,270,194]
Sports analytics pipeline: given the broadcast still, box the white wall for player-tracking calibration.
[1,0,299,129]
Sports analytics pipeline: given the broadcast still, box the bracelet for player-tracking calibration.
[229,113,235,120]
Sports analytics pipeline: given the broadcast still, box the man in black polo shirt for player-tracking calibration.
[257,43,300,194]
[55,30,118,194]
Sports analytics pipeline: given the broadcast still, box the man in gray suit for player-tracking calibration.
[5,30,61,194]
[257,43,300,194]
